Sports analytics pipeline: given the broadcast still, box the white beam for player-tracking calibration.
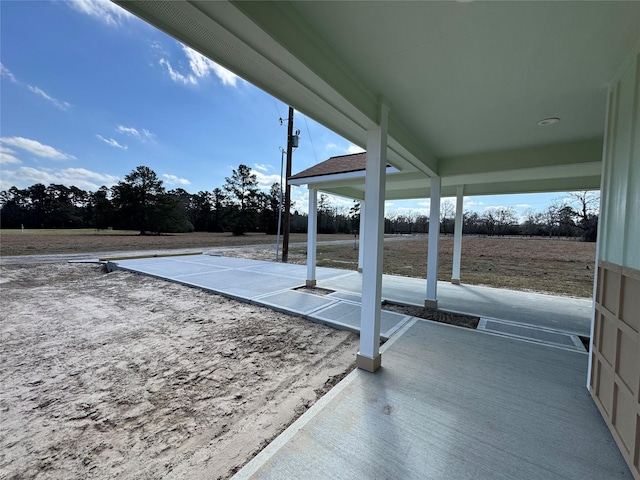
[451,185,464,284]
[357,101,389,373]
[306,188,317,286]
[357,202,365,272]
[425,177,441,308]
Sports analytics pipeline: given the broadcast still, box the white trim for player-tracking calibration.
[359,101,389,361]
[426,177,441,304]
[452,185,464,282]
[307,188,318,283]
[288,166,395,187]
[358,202,365,271]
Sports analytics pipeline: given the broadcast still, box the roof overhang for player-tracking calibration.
[114,1,639,198]
[289,138,602,200]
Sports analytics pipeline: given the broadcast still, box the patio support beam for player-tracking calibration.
[357,202,365,272]
[425,176,441,308]
[451,185,464,284]
[306,188,318,286]
[357,100,389,373]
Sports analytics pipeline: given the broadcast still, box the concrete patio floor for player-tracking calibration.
[107,254,631,479]
[234,319,631,480]
[111,254,592,349]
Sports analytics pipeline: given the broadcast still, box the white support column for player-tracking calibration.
[306,188,317,286]
[451,185,464,284]
[357,101,389,373]
[357,202,365,273]
[425,176,441,308]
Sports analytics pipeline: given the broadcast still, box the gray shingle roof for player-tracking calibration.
[289,152,366,180]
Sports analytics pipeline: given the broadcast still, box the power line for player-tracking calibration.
[272,97,283,121]
[302,114,319,164]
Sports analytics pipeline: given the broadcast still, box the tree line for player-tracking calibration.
[384,192,599,241]
[0,164,598,241]
[0,165,283,235]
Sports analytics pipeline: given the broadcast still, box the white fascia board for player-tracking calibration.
[288,166,395,187]
[288,170,366,187]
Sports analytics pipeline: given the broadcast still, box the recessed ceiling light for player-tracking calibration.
[538,117,560,126]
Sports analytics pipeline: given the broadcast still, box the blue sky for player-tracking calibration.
[0,0,569,217]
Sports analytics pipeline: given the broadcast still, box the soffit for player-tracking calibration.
[286,1,639,159]
[115,1,640,188]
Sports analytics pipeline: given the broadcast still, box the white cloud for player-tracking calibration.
[0,137,75,160]
[162,174,191,186]
[252,170,281,190]
[347,144,365,154]
[484,205,513,211]
[253,163,271,172]
[116,125,155,141]
[515,203,531,208]
[27,85,72,110]
[417,201,430,207]
[158,46,241,87]
[182,45,239,87]
[0,166,119,191]
[159,58,197,85]
[96,134,127,149]
[66,0,133,27]
[0,63,18,83]
[0,146,21,165]
[387,206,430,217]
[326,143,339,150]
[1,64,72,111]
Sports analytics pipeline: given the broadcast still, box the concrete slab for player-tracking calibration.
[234,320,632,480]
[114,254,592,346]
[241,262,340,282]
[310,302,411,340]
[479,318,586,352]
[328,291,362,303]
[318,272,592,336]
[165,269,302,299]
[253,290,338,316]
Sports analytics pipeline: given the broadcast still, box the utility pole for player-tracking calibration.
[282,106,294,262]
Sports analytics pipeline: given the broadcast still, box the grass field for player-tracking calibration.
[0,229,596,298]
[292,235,596,298]
[0,230,354,257]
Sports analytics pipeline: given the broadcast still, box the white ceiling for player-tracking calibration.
[115,0,640,197]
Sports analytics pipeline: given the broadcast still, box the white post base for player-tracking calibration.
[356,352,382,372]
[424,299,438,309]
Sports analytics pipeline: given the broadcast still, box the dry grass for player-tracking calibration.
[0,229,596,298]
[292,235,596,298]
[0,230,353,257]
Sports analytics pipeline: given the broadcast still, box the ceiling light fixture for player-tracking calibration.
[537,117,560,126]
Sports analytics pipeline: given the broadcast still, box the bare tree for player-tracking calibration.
[440,200,455,234]
[569,190,600,222]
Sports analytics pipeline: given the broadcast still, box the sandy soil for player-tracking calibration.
[0,263,358,479]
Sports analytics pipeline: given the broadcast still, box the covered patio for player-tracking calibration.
[107,253,626,479]
[114,2,639,478]
[234,318,628,480]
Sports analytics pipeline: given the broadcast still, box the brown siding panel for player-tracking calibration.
[601,314,617,366]
[621,275,640,332]
[591,261,640,480]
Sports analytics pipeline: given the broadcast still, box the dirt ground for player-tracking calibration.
[0,263,358,479]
